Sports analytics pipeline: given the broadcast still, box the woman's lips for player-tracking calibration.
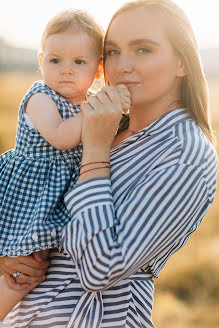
[116,81,139,88]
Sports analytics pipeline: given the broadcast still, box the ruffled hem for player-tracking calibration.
[0,241,61,257]
[0,217,65,256]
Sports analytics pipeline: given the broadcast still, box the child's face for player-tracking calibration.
[39,29,102,104]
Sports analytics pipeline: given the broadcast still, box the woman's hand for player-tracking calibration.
[0,252,50,291]
[77,85,130,183]
[81,85,130,151]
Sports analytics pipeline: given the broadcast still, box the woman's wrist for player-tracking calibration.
[81,146,110,164]
[78,148,111,184]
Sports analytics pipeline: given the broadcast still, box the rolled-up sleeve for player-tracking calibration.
[63,163,213,292]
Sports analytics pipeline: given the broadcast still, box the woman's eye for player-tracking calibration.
[138,48,151,54]
[50,58,60,64]
[75,59,85,65]
[106,49,120,56]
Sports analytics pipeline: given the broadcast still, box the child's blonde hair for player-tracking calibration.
[104,0,215,144]
[40,9,104,58]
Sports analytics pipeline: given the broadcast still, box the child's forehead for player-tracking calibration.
[45,30,94,47]
[43,31,99,57]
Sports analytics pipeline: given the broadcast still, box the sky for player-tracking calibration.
[0,0,218,50]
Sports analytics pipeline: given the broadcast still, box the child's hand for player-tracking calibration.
[33,249,50,262]
[115,84,131,112]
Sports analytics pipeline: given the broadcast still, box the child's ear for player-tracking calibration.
[95,60,104,79]
[38,53,43,71]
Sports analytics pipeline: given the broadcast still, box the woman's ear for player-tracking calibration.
[176,58,186,77]
[95,60,104,79]
[38,53,43,71]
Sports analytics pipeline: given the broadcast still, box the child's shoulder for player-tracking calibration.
[28,80,57,97]
[21,81,61,108]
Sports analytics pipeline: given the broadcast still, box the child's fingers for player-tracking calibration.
[115,84,131,110]
[33,249,50,262]
[122,102,130,110]
[32,251,43,262]
[120,97,131,110]
[20,254,50,269]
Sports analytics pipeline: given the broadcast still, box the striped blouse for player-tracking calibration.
[5,108,217,328]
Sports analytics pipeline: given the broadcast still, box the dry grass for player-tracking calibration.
[0,72,219,327]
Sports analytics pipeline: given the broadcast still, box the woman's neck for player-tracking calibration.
[112,98,182,149]
[128,98,182,133]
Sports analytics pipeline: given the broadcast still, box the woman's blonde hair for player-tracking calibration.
[40,9,104,58]
[104,0,215,144]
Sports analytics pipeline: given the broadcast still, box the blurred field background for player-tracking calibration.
[0,72,219,328]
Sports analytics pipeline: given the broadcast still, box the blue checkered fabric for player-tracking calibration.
[0,81,83,257]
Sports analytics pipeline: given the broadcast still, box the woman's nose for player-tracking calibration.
[117,54,134,73]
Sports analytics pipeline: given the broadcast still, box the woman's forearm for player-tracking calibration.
[64,161,210,292]
[0,276,28,321]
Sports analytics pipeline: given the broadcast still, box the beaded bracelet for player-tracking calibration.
[80,161,110,169]
[78,166,110,177]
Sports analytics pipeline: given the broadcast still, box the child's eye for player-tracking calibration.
[50,58,60,64]
[75,59,86,65]
[106,49,120,56]
[138,48,151,54]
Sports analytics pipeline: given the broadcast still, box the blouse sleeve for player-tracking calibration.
[63,163,215,292]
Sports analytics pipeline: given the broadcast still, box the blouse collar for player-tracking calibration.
[111,108,191,151]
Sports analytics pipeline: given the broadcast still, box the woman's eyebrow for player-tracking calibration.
[104,40,118,47]
[129,38,161,47]
[105,38,160,48]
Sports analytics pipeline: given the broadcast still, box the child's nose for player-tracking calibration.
[61,63,73,75]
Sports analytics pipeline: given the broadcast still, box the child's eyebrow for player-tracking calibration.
[46,53,89,59]
[47,53,60,57]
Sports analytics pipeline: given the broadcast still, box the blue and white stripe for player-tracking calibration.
[5,108,217,327]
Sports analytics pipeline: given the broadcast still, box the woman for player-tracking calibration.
[1,0,217,327]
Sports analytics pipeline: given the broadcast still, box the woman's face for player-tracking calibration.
[104,7,184,109]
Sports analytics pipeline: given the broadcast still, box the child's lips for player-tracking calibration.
[59,81,74,84]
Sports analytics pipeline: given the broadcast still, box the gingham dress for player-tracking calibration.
[0,81,83,257]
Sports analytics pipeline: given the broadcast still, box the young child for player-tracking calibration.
[0,9,130,319]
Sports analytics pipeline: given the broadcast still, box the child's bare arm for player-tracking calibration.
[0,275,38,321]
[26,93,83,150]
